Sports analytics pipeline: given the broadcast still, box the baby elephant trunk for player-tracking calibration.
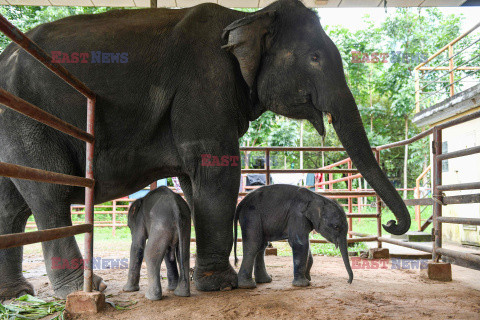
[339,237,353,284]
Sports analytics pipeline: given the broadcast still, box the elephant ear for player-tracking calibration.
[297,188,321,230]
[221,10,276,88]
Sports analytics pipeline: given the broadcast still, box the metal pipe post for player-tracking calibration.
[84,98,96,292]
[432,127,442,262]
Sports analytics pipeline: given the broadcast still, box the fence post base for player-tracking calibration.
[422,262,452,282]
[265,247,278,256]
[65,291,105,315]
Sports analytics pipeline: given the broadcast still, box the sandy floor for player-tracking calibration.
[20,252,480,320]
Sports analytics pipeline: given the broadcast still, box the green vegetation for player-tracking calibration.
[0,295,65,320]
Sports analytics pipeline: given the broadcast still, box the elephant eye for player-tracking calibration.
[311,54,319,62]
[333,224,340,231]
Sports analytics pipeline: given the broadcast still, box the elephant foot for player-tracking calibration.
[167,280,178,291]
[53,274,107,299]
[145,287,162,301]
[194,264,238,291]
[238,277,257,289]
[122,283,140,292]
[0,279,35,300]
[173,283,190,297]
[255,273,272,284]
[292,277,310,287]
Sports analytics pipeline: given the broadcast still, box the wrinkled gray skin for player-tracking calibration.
[122,187,191,300]
[234,185,353,288]
[0,0,409,299]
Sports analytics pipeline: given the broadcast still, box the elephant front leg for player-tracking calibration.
[288,236,310,287]
[189,166,240,291]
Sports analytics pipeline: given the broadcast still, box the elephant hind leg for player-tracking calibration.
[0,177,35,299]
[254,241,272,284]
[306,248,313,281]
[165,246,179,291]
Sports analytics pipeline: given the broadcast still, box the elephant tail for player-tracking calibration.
[234,202,242,267]
[127,198,144,228]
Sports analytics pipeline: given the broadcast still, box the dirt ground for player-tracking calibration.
[20,252,480,320]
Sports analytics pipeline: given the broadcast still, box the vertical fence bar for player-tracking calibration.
[347,160,353,238]
[112,200,117,237]
[266,149,270,185]
[84,97,96,292]
[432,128,442,262]
[375,150,382,248]
[448,45,454,97]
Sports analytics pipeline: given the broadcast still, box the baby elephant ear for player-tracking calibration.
[221,10,276,88]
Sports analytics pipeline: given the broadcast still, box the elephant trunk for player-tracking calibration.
[338,237,353,284]
[318,90,411,235]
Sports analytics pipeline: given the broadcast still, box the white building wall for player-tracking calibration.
[438,117,480,245]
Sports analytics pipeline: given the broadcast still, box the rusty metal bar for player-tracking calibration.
[0,88,94,143]
[405,198,433,206]
[378,237,433,253]
[345,214,379,218]
[437,110,480,130]
[266,149,270,185]
[376,128,434,150]
[192,236,377,244]
[443,193,480,204]
[432,127,442,262]
[0,161,94,188]
[242,169,358,174]
[316,173,362,187]
[437,182,480,191]
[83,98,96,292]
[375,150,382,248]
[437,145,480,161]
[437,217,480,225]
[0,14,95,99]
[240,147,348,152]
[436,247,480,266]
[0,224,92,250]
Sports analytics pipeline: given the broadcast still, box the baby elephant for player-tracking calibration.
[123,187,191,300]
[234,184,353,288]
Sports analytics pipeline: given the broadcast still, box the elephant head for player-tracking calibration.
[301,190,353,284]
[222,0,410,235]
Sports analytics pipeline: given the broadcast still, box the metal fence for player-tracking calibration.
[414,22,480,112]
[0,14,97,292]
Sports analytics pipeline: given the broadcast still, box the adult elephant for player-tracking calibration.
[0,0,410,298]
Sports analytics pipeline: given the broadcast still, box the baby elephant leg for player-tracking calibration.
[123,230,146,292]
[173,222,191,297]
[238,239,262,289]
[165,247,179,291]
[254,242,272,284]
[144,233,170,300]
[288,236,310,287]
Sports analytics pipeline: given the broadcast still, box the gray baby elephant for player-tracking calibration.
[234,184,353,288]
[123,187,191,300]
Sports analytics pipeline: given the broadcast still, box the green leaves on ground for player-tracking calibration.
[0,294,65,320]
